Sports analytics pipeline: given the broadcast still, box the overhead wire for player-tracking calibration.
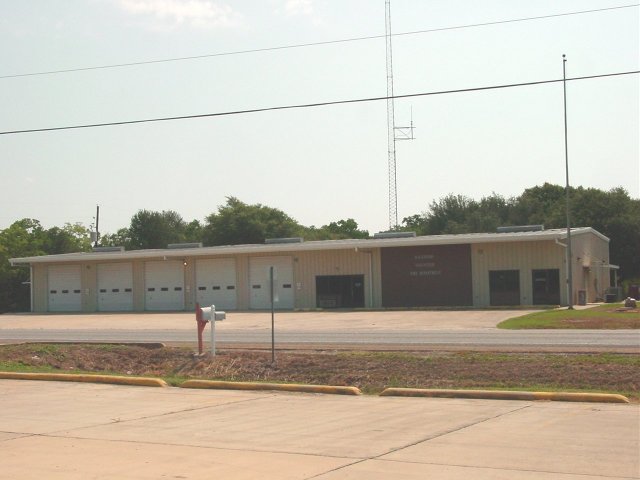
[1,70,637,136]
[0,3,637,79]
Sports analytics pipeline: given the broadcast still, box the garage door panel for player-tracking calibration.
[145,261,185,311]
[48,265,82,312]
[97,263,133,311]
[249,256,293,309]
[196,258,237,310]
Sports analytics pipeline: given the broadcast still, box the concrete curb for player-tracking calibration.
[379,388,630,403]
[0,371,168,387]
[181,379,361,395]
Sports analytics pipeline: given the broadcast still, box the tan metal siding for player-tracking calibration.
[184,260,195,311]
[571,232,611,303]
[292,249,372,308]
[132,261,145,311]
[235,255,250,310]
[471,241,565,307]
[32,264,48,312]
[371,248,382,308]
[82,263,97,311]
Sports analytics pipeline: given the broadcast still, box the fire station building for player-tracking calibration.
[9,227,614,312]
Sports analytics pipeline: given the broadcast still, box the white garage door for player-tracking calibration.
[145,260,185,311]
[97,263,133,311]
[249,256,294,309]
[48,265,82,312]
[196,258,237,310]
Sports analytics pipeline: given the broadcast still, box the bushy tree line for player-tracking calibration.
[0,220,91,312]
[403,184,639,282]
[1,185,637,312]
[98,197,370,251]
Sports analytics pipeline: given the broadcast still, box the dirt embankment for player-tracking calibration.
[1,343,638,400]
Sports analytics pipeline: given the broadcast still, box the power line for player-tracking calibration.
[1,4,637,80]
[1,70,637,136]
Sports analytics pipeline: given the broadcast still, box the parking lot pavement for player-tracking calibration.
[0,309,533,331]
[1,380,638,479]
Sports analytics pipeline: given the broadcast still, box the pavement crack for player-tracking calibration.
[374,458,639,479]
[377,403,532,456]
[301,404,534,479]
[45,393,277,436]
[303,458,369,480]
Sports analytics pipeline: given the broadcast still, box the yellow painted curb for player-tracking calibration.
[0,371,168,387]
[181,380,361,395]
[379,388,629,404]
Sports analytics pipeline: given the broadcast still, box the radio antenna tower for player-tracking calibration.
[385,0,414,230]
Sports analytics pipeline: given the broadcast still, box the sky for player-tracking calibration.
[0,0,638,237]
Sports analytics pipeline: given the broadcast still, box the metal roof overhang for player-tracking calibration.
[9,227,606,266]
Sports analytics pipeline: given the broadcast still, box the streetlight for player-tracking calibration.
[563,54,574,309]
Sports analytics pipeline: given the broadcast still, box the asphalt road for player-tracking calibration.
[1,310,638,351]
[2,327,639,350]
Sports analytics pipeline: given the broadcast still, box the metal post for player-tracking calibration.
[270,266,275,364]
[563,54,574,309]
[210,305,216,356]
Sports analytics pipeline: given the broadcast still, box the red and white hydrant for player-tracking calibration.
[195,303,226,356]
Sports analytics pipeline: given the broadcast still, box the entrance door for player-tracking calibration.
[532,269,560,305]
[195,258,237,310]
[489,270,520,306]
[144,260,185,311]
[97,263,133,311]
[316,275,365,308]
[249,256,294,309]
[48,265,82,312]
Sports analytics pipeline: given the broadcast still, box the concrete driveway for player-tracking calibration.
[1,379,638,479]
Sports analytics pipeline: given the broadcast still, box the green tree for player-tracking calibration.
[99,227,132,249]
[0,219,91,312]
[403,184,639,280]
[323,218,370,239]
[43,223,92,254]
[127,210,187,249]
[203,197,302,246]
[184,219,204,244]
[301,219,370,241]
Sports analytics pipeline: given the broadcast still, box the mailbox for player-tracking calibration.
[200,306,226,322]
[195,303,226,356]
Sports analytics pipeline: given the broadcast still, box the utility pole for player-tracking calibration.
[94,205,100,247]
[563,55,574,309]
